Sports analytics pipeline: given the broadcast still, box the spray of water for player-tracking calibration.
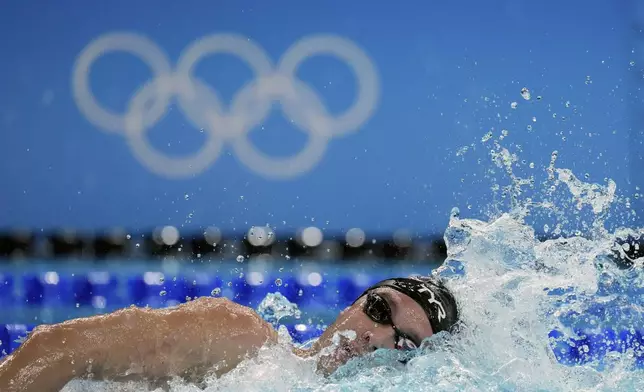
[57,144,644,391]
[59,105,644,391]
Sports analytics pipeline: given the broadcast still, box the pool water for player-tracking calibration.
[4,209,644,392]
[0,260,438,356]
[52,209,643,391]
[4,159,644,391]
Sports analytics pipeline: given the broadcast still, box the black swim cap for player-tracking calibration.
[353,276,459,335]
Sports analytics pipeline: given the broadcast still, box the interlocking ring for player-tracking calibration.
[72,32,173,134]
[71,31,380,179]
[230,75,331,178]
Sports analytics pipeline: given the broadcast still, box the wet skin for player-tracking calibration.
[0,288,434,391]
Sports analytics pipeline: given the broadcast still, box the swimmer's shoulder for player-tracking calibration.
[173,297,279,344]
[178,296,258,318]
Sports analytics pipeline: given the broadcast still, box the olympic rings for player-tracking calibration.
[71,32,380,179]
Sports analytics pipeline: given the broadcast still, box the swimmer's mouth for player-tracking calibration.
[333,342,358,363]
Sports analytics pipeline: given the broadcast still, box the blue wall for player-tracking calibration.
[0,0,640,234]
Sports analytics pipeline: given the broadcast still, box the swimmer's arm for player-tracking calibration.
[0,297,278,392]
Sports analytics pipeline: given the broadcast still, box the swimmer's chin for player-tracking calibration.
[306,344,359,376]
[290,325,361,377]
[313,352,344,376]
[290,346,336,376]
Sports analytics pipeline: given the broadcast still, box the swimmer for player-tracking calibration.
[0,275,459,392]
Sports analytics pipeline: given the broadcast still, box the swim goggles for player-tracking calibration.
[362,291,418,351]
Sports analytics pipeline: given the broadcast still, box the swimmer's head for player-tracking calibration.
[313,275,459,375]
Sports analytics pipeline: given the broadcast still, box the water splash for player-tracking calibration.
[256,292,302,327]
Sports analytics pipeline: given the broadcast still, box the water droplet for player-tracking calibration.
[529,162,535,169]
[159,277,165,283]
[536,95,542,100]
[275,278,283,286]
[510,101,518,109]
[184,194,190,200]
[126,234,131,240]
[526,125,533,131]
[520,87,531,100]
[285,255,291,260]
[211,288,221,296]
[236,255,245,263]
[532,117,537,122]
[481,131,493,142]
[630,60,636,66]
[159,290,167,296]
[135,243,140,248]
[298,289,303,297]
[565,100,571,108]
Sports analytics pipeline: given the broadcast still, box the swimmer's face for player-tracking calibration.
[313,287,434,375]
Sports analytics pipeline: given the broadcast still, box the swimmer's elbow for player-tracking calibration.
[0,324,87,391]
[23,324,80,360]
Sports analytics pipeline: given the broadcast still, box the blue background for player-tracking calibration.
[0,0,641,235]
